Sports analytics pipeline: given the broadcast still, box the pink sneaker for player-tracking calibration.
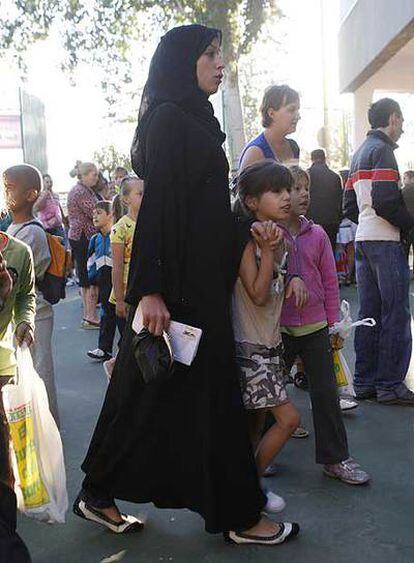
[323,458,370,485]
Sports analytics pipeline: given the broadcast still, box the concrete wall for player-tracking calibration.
[351,35,414,146]
[339,0,414,92]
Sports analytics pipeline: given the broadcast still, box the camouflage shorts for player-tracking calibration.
[235,341,288,410]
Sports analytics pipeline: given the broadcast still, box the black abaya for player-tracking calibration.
[81,26,265,534]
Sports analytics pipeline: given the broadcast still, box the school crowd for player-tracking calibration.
[1,23,414,560]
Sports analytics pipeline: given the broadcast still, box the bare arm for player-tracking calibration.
[239,240,275,306]
[111,242,127,318]
[239,146,265,172]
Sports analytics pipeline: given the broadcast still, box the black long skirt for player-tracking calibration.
[81,305,265,533]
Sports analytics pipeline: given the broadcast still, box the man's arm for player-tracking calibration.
[371,145,414,233]
[343,174,359,224]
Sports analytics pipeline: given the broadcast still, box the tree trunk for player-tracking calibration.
[222,63,246,173]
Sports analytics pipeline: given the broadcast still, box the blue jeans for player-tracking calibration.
[354,241,411,399]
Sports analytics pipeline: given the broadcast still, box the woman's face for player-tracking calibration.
[196,37,224,96]
[267,98,301,135]
[81,167,99,188]
[43,175,53,191]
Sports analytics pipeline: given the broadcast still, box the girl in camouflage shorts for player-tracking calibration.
[233,160,307,512]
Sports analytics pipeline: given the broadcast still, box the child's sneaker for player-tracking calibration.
[293,371,308,390]
[263,488,286,513]
[323,458,370,485]
[87,348,112,361]
[339,397,358,411]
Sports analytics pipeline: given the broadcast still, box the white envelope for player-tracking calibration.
[132,305,202,367]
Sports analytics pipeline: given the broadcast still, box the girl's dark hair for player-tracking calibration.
[112,193,127,223]
[94,200,112,214]
[235,159,293,216]
[260,85,300,128]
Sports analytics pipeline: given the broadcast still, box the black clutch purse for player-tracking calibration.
[132,328,174,384]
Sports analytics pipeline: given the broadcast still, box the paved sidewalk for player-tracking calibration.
[17,286,414,563]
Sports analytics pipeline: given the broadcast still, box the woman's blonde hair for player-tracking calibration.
[70,161,96,180]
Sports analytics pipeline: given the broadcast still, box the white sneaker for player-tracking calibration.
[87,348,111,361]
[340,398,359,411]
[264,489,286,513]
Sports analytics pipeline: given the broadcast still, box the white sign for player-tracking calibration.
[0,115,22,149]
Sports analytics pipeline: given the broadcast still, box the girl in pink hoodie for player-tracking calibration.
[279,165,370,486]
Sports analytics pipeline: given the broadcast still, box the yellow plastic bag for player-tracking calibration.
[7,399,50,509]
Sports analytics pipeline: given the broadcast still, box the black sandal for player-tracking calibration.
[73,494,144,534]
[224,522,300,545]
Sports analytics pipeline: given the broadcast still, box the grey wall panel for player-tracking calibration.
[19,89,48,173]
[339,0,414,92]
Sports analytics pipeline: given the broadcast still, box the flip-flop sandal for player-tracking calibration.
[73,495,144,534]
[224,522,300,545]
[291,426,309,439]
[82,318,100,325]
[81,320,100,329]
[263,463,278,477]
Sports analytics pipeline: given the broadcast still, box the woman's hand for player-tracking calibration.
[141,293,171,336]
[285,277,308,309]
[251,221,283,252]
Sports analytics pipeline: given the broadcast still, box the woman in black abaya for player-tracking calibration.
[74,24,299,546]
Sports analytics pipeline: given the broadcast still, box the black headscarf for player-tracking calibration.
[131,24,226,177]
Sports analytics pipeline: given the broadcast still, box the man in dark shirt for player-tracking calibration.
[402,170,414,271]
[307,149,343,252]
[402,170,414,216]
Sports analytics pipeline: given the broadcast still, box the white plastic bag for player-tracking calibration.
[332,349,355,396]
[330,300,376,340]
[329,300,376,397]
[2,345,68,523]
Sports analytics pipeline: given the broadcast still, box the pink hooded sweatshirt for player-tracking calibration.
[280,216,340,327]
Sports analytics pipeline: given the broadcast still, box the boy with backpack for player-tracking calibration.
[86,201,125,363]
[4,164,60,426]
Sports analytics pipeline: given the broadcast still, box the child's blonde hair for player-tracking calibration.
[289,165,310,187]
[120,176,143,201]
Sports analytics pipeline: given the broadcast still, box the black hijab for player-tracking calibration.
[131,24,226,177]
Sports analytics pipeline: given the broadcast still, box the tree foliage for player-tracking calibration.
[0,0,279,99]
[93,144,130,178]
